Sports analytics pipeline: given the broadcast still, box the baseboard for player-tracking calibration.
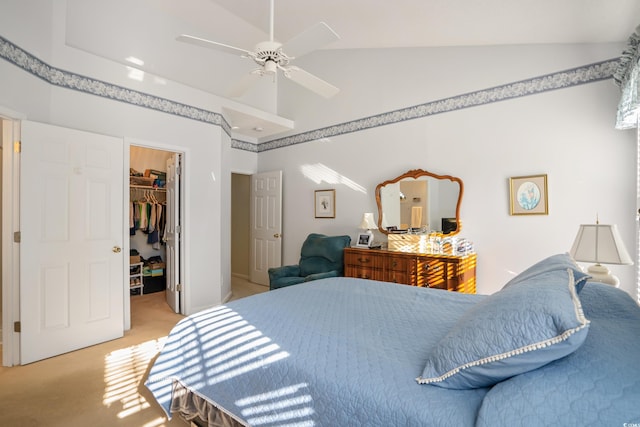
[222,290,233,304]
[231,272,249,280]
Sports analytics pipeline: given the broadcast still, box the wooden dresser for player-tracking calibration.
[344,247,476,293]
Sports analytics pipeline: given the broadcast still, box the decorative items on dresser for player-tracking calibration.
[344,247,476,293]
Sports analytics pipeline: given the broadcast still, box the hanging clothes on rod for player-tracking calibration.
[129,187,166,247]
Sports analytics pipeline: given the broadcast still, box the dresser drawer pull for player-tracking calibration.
[391,260,398,268]
[359,274,370,279]
[357,257,371,264]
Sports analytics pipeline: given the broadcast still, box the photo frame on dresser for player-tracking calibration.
[355,233,373,248]
[315,189,336,218]
[509,174,548,215]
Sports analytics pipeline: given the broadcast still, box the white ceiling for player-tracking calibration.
[198,0,639,49]
[65,0,640,140]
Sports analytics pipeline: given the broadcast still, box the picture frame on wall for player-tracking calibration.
[314,189,336,218]
[509,174,548,215]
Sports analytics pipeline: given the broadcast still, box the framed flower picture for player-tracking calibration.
[509,174,548,215]
[314,189,335,218]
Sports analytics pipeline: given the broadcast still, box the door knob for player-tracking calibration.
[112,246,122,253]
[273,233,281,238]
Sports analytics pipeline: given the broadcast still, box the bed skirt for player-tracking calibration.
[171,381,246,427]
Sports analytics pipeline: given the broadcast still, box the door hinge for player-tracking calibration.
[176,165,181,176]
[14,140,21,153]
[176,283,183,291]
[176,225,181,234]
[13,231,21,243]
[14,321,21,333]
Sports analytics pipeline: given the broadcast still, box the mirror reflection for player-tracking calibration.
[375,169,463,236]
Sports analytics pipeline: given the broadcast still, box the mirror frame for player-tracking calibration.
[374,169,464,236]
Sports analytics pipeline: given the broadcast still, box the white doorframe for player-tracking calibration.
[1,115,22,367]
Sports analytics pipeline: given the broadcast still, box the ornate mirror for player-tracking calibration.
[375,169,464,236]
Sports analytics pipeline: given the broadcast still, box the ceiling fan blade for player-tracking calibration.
[226,70,263,98]
[284,66,339,98]
[282,22,340,58]
[176,34,252,57]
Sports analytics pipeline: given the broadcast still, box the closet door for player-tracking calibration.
[165,153,181,313]
[19,120,124,364]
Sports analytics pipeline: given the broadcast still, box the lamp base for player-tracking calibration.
[586,264,620,288]
[365,229,375,248]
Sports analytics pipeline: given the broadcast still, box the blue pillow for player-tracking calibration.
[417,268,590,389]
[502,253,590,293]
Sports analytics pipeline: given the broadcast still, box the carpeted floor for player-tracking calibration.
[0,278,267,427]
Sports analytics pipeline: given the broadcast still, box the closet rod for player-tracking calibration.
[130,184,166,192]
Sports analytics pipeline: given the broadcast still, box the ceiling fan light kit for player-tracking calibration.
[176,0,340,98]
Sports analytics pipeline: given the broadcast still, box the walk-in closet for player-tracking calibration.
[129,146,173,298]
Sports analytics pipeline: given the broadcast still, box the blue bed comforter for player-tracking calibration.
[476,282,640,427]
[146,277,640,426]
[146,278,487,426]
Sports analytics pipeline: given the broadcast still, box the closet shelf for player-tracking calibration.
[130,184,166,191]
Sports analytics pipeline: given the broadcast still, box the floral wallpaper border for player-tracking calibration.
[0,35,619,154]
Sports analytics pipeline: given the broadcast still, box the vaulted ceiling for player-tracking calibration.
[64,0,640,140]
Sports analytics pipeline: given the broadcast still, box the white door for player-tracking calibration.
[20,121,124,364]
[165,153,181,313]
[249,171,282,285]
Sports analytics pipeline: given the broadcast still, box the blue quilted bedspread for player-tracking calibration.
[146,278,487,426]
[476,282,640,427]
[146,277,640,426]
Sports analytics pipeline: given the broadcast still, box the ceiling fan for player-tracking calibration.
[176,0,340,98]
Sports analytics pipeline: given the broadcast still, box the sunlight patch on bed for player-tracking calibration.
[235,384,315,425]
[103,337,168,419]
[300,163,366,193]
[145,305,302,422]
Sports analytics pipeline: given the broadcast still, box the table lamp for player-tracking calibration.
[569,221,633,287]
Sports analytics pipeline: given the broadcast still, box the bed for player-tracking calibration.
[145,254,640,426]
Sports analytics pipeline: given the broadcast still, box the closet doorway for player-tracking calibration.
[129,145,183,316]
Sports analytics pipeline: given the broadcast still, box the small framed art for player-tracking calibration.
[509,174,548,215]
[314,189,335,218]
[355,233,373,248]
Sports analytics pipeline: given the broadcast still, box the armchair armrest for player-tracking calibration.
[268,265,301,282]
[304,270,340,282]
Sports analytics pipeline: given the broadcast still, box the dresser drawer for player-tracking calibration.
[416,259,447,289]
[344,251,381,268]
[345,266,382,281]
[386,269,411,284]
[385,255,410,271]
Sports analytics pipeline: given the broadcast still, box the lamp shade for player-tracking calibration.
[570,223,633,265]
[359,213,377,230]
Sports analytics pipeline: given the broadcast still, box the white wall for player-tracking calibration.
[1,0,636,301]
[0,0,262,314]
[262,45,637,296]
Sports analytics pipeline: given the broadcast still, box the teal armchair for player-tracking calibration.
[268,233,352,290]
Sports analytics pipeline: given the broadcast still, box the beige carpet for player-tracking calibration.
[0,278,267,427]
[0,292,196,427]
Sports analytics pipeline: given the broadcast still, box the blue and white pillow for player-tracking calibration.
[417,267,590,389]
[502,252,590,293]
